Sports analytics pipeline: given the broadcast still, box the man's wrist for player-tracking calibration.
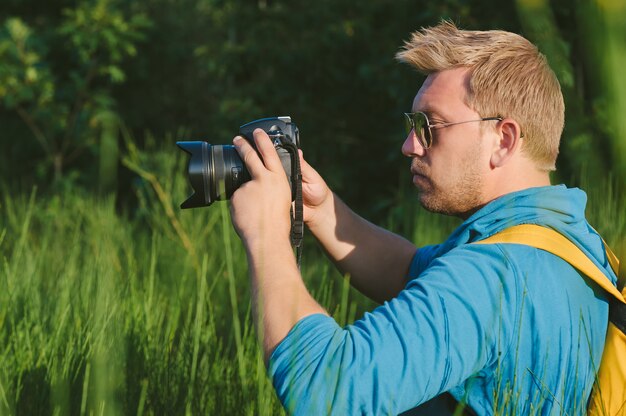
[243,232,293,260]
[306,192,337,234]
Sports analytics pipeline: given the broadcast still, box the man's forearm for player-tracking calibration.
[307,192,417,303]
[244,237,328,362]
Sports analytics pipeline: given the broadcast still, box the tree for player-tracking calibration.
[0,0,150,186]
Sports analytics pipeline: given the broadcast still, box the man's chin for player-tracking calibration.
[415,182,454,215]
[418,193,462,217]
[417,192,441,213]
[418,194,479,219]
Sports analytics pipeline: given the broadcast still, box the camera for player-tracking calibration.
[177,116,300,209]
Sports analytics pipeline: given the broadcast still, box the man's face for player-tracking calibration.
[402,68,494,218]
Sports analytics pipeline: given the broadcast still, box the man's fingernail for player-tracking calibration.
[233,136,243,144]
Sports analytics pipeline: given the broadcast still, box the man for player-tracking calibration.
[229,21,615,415]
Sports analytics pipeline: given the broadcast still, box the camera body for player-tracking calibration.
[177,116,300,209]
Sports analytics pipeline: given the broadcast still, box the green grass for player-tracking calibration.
[0,139,624,415]
[0,140,385,415]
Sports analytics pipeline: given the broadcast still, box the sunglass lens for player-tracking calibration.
[412,113,431,148]
[404,112,431,148]
[404,113,414,135]
[413,113,431,149]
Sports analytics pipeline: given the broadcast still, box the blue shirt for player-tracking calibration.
[268,186,614,415]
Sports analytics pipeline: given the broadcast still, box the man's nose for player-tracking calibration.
[401,129,426,157]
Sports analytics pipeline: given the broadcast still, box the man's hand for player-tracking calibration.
[229,128,328,361]
[230,128,292,249]
[298,149,333,227]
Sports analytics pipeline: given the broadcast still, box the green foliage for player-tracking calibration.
[0,138,377,415]
[0,18,54,109]
[0,0,150,184]
[58,0,148,82]
[1,0,625,213]
[587,0,626,184]
[1,0,525,217]
[516,0,626,189]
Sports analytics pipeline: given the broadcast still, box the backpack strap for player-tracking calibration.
[473,224,625,304]
[473,224,626,415]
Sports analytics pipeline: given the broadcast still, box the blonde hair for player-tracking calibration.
[396,21,564,171]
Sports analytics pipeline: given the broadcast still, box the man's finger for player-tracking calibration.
[253,129,284,173]
[298,149,323,183]
[233,136,264,178]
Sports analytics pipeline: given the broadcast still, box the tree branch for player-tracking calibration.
[15,105,51,154]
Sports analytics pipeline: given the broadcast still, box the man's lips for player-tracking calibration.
[411,171,428,186]
[410,159,429,184]
[410,164,430,187]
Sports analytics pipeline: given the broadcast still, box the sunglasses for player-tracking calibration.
[404,112,503,149]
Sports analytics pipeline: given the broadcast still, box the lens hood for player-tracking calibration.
[176,141,214,208]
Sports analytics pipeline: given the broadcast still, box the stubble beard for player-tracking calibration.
[412,146,484,218]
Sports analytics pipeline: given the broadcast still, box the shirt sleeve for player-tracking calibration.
[407,244,440,281]
[267,244,521,415]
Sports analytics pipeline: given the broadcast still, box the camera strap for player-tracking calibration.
[278,139,304,269]
[291,170,304,268]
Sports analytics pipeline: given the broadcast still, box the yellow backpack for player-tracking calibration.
[474,224,626,415]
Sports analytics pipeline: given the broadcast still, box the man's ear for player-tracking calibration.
[490,119,523,168]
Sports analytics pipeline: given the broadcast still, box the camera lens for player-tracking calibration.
[212,144,250,200]
[177,141,251,209]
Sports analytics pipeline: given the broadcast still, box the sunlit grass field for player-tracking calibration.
[1,140,624,415]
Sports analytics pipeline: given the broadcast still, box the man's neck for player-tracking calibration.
[459,168,552,220]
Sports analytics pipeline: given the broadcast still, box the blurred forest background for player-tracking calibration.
[1,0,625,217]
[1,0,626,415]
